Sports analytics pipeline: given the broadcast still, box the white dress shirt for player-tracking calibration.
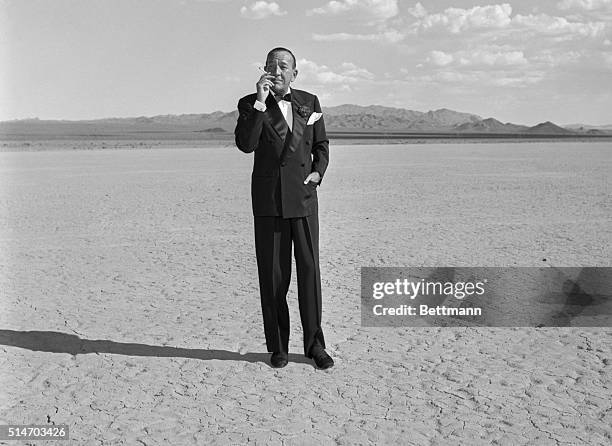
[253,87,293,132]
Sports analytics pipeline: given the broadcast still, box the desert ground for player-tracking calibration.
[0,141,611,445]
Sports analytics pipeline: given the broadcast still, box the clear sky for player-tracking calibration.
[1,0,611,125]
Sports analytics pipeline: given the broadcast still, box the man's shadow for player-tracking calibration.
[0,330,313,367]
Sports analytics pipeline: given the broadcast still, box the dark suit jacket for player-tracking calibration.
[234,88,329,218]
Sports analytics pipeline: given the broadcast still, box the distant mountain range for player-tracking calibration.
[564,123,612,131]
[2,105,611,137]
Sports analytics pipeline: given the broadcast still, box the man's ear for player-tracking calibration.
[292,69,298,81]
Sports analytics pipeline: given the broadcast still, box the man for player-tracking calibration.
[234,47,333,369]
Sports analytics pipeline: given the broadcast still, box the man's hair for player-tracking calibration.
[266,47,297,69]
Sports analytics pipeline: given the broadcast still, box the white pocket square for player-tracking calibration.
[306,112,323,125]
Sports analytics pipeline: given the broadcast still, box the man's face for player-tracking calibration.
[264,51,297,95]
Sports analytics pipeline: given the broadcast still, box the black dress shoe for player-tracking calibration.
[309,347,334,369]
[270,352,288,368]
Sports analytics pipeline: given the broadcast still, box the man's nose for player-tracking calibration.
[273,64,281,75]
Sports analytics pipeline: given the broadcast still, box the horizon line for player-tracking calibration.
[1,106,611,129]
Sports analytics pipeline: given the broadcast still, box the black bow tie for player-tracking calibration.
[275,92,291,102]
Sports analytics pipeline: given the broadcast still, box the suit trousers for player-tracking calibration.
[254,214,326,356]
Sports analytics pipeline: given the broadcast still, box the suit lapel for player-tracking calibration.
[265,94,289,142]
[287,89,305,153]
